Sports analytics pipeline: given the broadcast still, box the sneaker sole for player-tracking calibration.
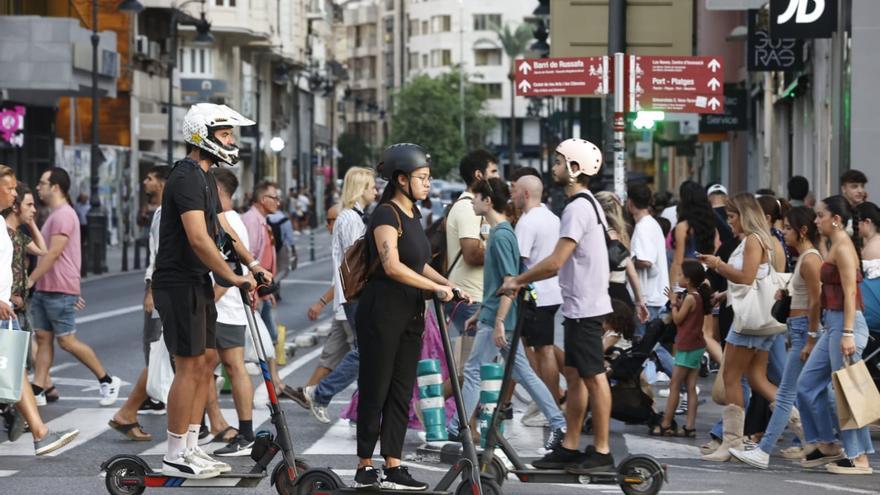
[801,452,845,468]
[35,430,79,455]
[161,464,220,479]
[381,481,429,491]
[214,448,253,457]
[565,463,615,475]
[137,409,167,416]
[826,466,873,475]
[729,450,769,469]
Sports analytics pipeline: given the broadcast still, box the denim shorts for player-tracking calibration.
[29,291,78,336]
[725,328,777,351]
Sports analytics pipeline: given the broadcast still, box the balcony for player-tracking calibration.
[0,17,119,105]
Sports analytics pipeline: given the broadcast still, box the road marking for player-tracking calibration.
[623,434,701,459]
[76,305,142,324]
[0,408,116,456]
[303,419,357,455]
[664,463,726,473]
[0,470,17,477]
[783,480,879,494]
[49,362,77,373]
[281,278,331,286]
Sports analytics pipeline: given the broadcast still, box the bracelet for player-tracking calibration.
[807,331,819,338]
[319,297,328,305]
[247,260,260,269]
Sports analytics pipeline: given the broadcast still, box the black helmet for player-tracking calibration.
[376,143,431,181]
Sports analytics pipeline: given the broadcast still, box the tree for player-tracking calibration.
[337,130,372,176]
[388,70,495,178]
[494,23,533,168]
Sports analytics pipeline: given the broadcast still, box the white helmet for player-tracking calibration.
[182,103,255,166]
[555,138,603,178]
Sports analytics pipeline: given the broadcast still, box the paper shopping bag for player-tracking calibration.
[832,358,880,430]
[0,322,29,404]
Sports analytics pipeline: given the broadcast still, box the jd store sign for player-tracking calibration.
[771,0,837,39]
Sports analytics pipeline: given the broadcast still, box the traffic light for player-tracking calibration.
[632,111,665,130]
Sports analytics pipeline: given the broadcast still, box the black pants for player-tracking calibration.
[355,279,424,459]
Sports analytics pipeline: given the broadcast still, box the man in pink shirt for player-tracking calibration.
[30,168,120,407]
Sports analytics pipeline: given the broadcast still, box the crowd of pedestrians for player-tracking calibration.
[1,102,877,488]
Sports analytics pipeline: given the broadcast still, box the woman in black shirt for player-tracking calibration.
[353,143,470,490]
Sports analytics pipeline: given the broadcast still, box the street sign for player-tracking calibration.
[771,0,837,39]
[700,86,749,132]
[632,56,724,95]
[635,94,724,114]
[514,57,608,97]
[748,9,805,71]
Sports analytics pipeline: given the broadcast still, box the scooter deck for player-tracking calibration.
[143,471,265,488]
[510,468,619,484]
[334,488,450,494]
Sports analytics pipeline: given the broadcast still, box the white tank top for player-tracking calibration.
[728,235,770,279]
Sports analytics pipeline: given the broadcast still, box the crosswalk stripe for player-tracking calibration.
[302,419,357,455]
[0,470,18,477]
[0,408,116,457]
[75,305,143,324]
[622,433,701,458]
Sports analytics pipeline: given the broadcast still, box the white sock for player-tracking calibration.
[186,424,201,449]
[166,431,186,460]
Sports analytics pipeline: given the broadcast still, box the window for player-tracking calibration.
[409,19,419,37]
[473,14,501,31]
[431,49,452,67]
[422,54,428,67]
[408,53,419,70]
[178,46,213,77]
[431,15,451,33]
[421,20,429,35]
[480,83,503,99]
[474,48,502,66]
[214,0,235,6]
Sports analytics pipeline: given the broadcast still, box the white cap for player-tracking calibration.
[707,184,728,196]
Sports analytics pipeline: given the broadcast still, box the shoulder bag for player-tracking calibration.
[573,193,630,271]
[728,234,790,336]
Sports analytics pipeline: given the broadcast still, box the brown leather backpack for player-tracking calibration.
[339,204,402,300]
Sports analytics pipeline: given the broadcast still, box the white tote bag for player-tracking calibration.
[244,313,276,363]
[729,236,789,336]
[146,337,174,404]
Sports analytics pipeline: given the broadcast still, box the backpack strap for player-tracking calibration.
[381,203,403,238]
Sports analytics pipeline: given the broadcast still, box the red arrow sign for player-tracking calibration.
[635,94,724,114]
[632,56,724,95]
[514,57,609,97]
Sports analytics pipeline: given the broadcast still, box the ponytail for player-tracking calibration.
[696,282,713,316]
[681,258,712,315]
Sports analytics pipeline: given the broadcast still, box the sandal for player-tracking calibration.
[211,426,238,443]
[649,420,678,437]
[108,420,152,441]
[45,386,60,403]
[678,427,696,438]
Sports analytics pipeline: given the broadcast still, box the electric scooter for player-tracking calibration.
[294,292,501,495]
[102,272,309,495]
[475,292,666,495]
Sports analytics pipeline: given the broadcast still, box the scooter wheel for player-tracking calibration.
[291,469,341,495]
[104,459,146,495]
[481,455,508,486]
[618,456,664,495]
[455,478,502,495]
[272,460,315,495]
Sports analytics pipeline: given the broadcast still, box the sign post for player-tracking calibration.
[613,52,626,200]
[514,57,609,97]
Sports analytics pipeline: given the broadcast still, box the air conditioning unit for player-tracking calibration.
[135,35,150,57]
[148,41,161,61]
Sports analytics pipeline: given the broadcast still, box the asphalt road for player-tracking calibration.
[1,230,879,494]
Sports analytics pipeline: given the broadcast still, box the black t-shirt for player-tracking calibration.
[713,206,734,244]
[153,159,222,288]
[366,202,431,282]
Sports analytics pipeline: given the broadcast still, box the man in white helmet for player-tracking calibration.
[152,103,268,479]
[499,139,615,473]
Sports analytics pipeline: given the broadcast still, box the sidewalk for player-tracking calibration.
[84,227,333,280]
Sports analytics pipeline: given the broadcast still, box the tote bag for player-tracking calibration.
[728,235,789,336]
[146,336,174,404]
[832,358,880,430]
[0,320,28,404]
[245,313,276,363]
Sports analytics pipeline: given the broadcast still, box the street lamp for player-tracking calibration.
[117,0,144,13]
[166,1,213,167]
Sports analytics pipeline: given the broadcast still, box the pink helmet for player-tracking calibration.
[555,138,603,178]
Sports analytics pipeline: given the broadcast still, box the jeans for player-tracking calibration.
[448,322,566,435]
[797,309,874,458]
[259,299,277,344]
[445,300,480,340]
[641,306,675,377]
[314,302,359,407]
[758,316,809,453]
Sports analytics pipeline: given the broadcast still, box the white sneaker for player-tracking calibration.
[729,447,770,469]
[99,376,121,406]
[190,446,231,473]
[521,403,549,428]
[304,385,331,424]
[655,372,670,384]
[658,388,670,398]
[162,449,220,479]
[34,391,47,407]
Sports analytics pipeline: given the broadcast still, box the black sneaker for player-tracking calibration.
[566,445,614,474]
[446,429,466,444]
[138,398,166,415]
[498,402,514,421]
[198,425,211,446]
[537,427,566,455]
[214,434,254,457]
[532,446,586,469]
[382,465,428,491]
[354,465,381,488]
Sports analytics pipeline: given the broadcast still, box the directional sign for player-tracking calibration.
[514,57,609,97]
[632,56,724,95]
[635,94,724,114]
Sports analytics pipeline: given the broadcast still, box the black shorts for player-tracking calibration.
[154,283,217,357]
[563,315,609,378]
[521,301,559,348]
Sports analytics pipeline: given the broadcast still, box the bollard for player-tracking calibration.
[417,359,447,441]
[309,231,315,262]
[275,324,287,365]
[479,363,504,448]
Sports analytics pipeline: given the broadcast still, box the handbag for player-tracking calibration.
[728,235,789,336]
[339,204,402,301]
[575,193,630,271]
[832,358,880,429]
[0,319,28,404]
[146,335,174,404]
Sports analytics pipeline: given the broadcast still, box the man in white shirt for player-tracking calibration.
[511,175,564,410]
[627,183,669,329]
